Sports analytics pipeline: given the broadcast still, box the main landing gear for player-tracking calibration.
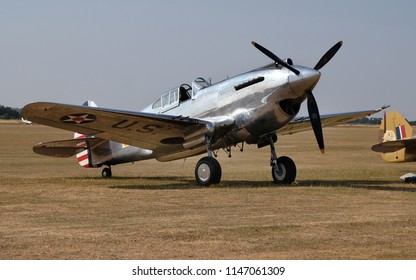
[195,135,222,186]
[268,135,296,184]
[195,156,222,186]
[194,134,297,186]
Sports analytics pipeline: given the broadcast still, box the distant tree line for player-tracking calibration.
[349,117,416,126]
[0,105,21,119]
[348,117,382,125]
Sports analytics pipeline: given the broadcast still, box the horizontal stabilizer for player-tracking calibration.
[33,138,107,158]
[371,138,416,153]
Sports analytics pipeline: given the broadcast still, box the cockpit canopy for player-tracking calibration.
[151,77,211,111]
[192,77,211,94]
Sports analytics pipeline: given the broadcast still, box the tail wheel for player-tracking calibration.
[195,157,222,186]
[272,156,296,184]
[102,167,112,178]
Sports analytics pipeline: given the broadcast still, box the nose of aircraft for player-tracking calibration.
[288,67,321,95]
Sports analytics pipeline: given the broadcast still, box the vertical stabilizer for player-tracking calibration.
[74,133,93,167]
[73,101,98,167]
[379,111,413,142]
[379,111,414,163]
[82,100,98,107]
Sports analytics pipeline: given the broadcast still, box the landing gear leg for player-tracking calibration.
[194,135,222,186]
[102,166,112,178]
[269,135,296,184]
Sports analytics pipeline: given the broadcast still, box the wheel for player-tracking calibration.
[195,156,222,186]
[102,167,112,178]
[272,156,296,184]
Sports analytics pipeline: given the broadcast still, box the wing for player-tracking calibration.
[22,102,212,157]
[371,138,416,153]
[33,138,108,158]
[277,107,387,135]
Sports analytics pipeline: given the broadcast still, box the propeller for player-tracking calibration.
[252,40,343,153]
[314,41,343,71]
[307,91,324,153]
[251,41,300,75]
[308,41,343,153]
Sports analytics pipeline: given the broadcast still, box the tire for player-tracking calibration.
[102,167,112,178]
[272,156,296,184]
[195,157,222,186]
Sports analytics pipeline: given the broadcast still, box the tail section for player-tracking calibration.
[377,111,416,163]
[32,100,143,173]
[74,133,93,167]
[74,100,98,168]
[379,111,413,142]
[73,100,139,169]
[82,100,98,107]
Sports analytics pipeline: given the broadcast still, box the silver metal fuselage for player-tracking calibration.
[107,64,320,165]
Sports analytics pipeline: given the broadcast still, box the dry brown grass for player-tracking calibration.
[1,122,416,259]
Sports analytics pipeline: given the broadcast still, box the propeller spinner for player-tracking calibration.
[252,41,343,153]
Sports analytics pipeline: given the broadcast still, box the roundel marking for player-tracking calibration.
[60,113,96,124]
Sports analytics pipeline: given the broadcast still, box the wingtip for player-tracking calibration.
[320,149,325,154]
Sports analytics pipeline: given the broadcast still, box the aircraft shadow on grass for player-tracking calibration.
[107,178,282,190]
[86,177,416,193]
[295,180,416,193]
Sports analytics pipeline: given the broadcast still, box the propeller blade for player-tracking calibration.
[314,41,343,71]
[252,41,300,75]
[307,91,324,153]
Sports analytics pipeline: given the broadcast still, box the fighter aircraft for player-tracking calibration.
[371,110,416,163]
[22,41,385,185]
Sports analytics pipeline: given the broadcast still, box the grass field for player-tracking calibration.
[1,122,416,260]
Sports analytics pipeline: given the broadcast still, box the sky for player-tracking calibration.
[1,0,416,119]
